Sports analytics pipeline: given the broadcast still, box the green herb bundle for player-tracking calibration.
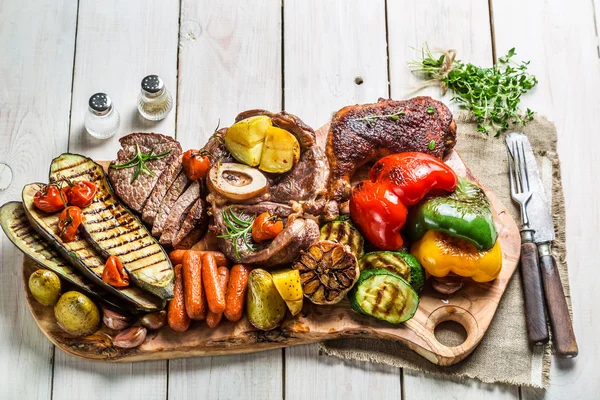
[409,45,537,136]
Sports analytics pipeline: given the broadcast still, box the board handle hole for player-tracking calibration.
[434,320,468,347]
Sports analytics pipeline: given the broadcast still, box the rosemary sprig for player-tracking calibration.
[109,144,172,183]
[217,208,256,259]
[354,109,406,127]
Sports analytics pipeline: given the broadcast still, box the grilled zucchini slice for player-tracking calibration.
[22,184,166,312]
[358,251,425,293]
[0,202,125,310]
[49,154,174,299]
[319,219,364,258]
[348,269,419,324]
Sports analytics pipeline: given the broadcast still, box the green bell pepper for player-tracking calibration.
[404,177,498,250]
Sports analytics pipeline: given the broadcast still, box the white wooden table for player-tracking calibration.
[1,0,598,398]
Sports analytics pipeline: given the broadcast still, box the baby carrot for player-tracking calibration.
[167,264,190,332]
[224,264,252,322]
[206,267,229,328]
[202,253,226,314]
[170,250,228,268]
[182,250,206,320]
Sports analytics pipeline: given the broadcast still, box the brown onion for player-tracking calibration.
[140,310,167,330]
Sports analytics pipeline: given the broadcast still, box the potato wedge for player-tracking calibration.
[272,269,303,316]
[224,116,272,166]
[259,126,300,173]
[246,269,287,330]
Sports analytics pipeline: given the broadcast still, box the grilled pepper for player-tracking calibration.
[410,231,502,282]
[350,152,458,250]
[405,177,498,250]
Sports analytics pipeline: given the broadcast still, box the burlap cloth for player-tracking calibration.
[319,115,570,389]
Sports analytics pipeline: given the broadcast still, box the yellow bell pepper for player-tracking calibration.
[410,230,502,282]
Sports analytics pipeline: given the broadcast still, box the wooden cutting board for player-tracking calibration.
[20,124,520,366]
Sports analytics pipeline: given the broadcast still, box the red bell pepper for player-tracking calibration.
[369,152,458,205]
[350,181,407,250]
[350,152,458,250]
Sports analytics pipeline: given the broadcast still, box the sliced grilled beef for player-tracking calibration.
[108,133,182,213]
[212,202,319,266]
[172,198,208,249]
[159,181,201,246]
[152,172,190,236]
[142,161,183,224]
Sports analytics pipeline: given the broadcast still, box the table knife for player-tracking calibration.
[507,132,578,358]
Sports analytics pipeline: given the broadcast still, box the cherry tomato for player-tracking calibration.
[102,255,130,288]
[182,149,211,180]
[58,206,83,242]
[252,212,284,243]
[67,180,97,208]
[34,184,68,213]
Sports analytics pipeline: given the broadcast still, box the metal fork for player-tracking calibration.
[508,139,533,228]
[507,136,549,345]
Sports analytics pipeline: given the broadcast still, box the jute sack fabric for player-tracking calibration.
[319,115,570,389]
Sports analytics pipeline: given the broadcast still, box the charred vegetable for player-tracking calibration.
[358,251,426,293]
[49,154,174,300]
[140,310,167,330]
[246,269,287,331]
[29,269,61,306]
[252,211,283,243]
[272,269,303,316]
[319,219,364,258]
[348,269,419,324]
[292,240,360,305]
[54,291,101,336]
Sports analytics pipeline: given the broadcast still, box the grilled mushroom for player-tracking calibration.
[292,240,359,305]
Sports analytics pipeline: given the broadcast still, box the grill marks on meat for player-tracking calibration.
[142,162,183,224]
[152,172,190,237]
[326,97,457,202]
[108,133,182,213]
[172,198,208,249]
[159,181,201,245]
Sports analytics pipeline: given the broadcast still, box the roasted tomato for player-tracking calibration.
[369,152,458,205]
[252,212,284,243]
[34,184,68,213]
[67,180,97,208]
[182,149,211,180]
[102,255,130,288]
[58,206,83,242]
[350,181,407,250]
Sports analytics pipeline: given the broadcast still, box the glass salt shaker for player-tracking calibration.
[84,93,120,139]
[137,75,173,121]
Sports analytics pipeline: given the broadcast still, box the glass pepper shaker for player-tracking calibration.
[84,93,120,139]
[137,75,173,121]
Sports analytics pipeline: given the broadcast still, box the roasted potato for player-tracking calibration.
[259,126,300,173]
[54,291,100,337]
[271,269,303,316]
[224,116,272,166]
[246,269,287,330]
[28,269,61,306]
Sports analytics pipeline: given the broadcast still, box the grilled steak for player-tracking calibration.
[172,198,208,249]
[212,202,319,266]
[326,97,456,203]
[152,172,190,237]
[142,162,183,224]
[108,133,182,213]
[159,181,201,245]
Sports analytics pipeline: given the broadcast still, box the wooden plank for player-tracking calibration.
[386,1,519,397]
[282,1,400,398]
[492,0,600,397]
[52,1,179,398]
[67,0,180,159]
[0,0,77,398]
[169,1,283,398]
[168,350,283,400]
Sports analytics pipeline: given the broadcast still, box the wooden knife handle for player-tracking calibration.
[539,254,578,358]
[520,241,549,345]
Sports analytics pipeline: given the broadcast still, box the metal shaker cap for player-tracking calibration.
[88,93,112,116]
[141,75,165,97]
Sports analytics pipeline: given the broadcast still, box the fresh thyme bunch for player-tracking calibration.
[409,46,537,136]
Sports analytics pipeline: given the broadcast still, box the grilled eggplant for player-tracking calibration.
[22,184,166,312]
[48,154,174,299]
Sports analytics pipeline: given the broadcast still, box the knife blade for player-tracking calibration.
[506,132,578,358]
